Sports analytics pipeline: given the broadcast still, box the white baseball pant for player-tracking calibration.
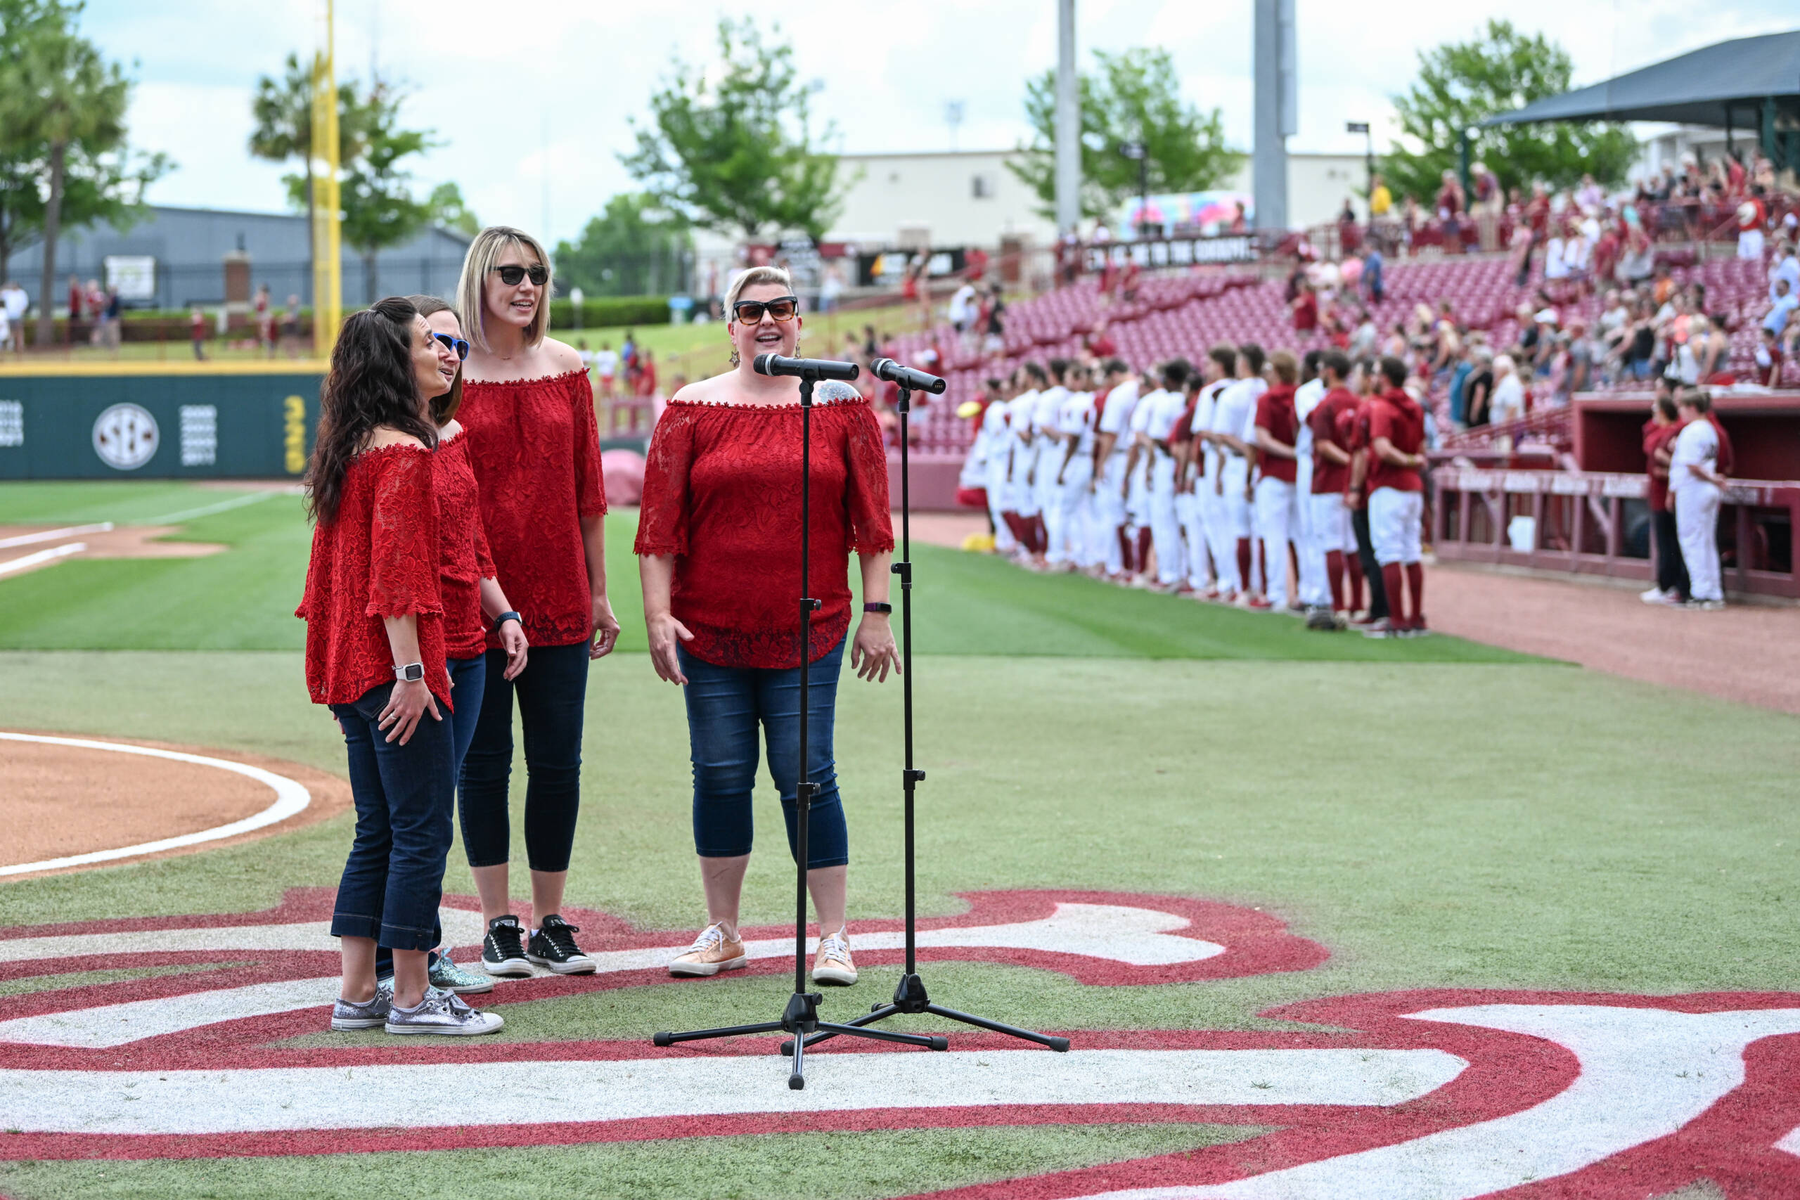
[1254,476,1300,609]
[1369,487,1424,565]
[1675,482,1723,602]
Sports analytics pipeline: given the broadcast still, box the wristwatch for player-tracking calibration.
[393,662,424,683]
[863,602,892,614]
[494,611,522,628]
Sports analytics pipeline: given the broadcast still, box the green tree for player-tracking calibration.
[1382,20,1637,203]
[1010,48,1242,225]
[554,192,690,297]
[247,50,366,292]
[0,0,167,342]
[621,19,847,241]
[427,182,478,237]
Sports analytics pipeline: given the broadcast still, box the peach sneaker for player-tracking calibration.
[668,922,747,977]
[811,929,857,986]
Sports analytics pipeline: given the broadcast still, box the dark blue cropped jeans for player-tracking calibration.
[677,637,849,869]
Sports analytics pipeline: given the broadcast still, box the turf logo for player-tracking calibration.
[0,892,1797,1198]
[91,403,159,471]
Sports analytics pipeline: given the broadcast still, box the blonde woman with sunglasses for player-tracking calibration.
[452,227,618,979]
[635,265,899,987]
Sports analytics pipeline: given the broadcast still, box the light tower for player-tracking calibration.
[1252,0,1296,234]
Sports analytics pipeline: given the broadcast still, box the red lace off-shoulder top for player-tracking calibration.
[634,390,894,669]
[458,369,607,649]
[434,429,497,660]
[297,442,451,708]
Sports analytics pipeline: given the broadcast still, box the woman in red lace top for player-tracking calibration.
[298,296,501,1036]
[452,227,616,977]
[636,266,899,987]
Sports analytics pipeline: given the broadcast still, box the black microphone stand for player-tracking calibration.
[783,382,1069,1058]
[654,368,946,1090]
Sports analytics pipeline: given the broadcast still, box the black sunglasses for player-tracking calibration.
[732,295,800,323]
[493,264,549,287]
[431,332,470,360]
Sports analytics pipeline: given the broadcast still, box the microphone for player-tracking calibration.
[752,354,860,382]
[870,357,947,394]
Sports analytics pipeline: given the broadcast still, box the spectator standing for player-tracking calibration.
[1737,197,1767,261]
[1765,279,1798,346]
[593,342,619,399]
[255,284,274,357]
[1668,391,1726,609]
[1362,246,1384,304]
[0,280,27,354]
[189,307,207,361]
[1641,394,1689,606]
[65,275,83,327]
[1368,174,1392,219]
[1489,355,1525,429]
[281,295,302,358]
[1463,349,1495,427]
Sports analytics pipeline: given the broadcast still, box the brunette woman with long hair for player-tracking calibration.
[636,265,899,986]
[299,296,503,1036]
[453,227,617,977]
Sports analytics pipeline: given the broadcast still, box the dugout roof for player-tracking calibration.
[1483,30,1800,128]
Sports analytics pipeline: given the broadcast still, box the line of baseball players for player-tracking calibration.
[960,345,1431,637]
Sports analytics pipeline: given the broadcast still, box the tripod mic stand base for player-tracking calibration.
[790,972,1071,1053]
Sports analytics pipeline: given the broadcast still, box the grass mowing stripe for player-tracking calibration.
[0,1124,1263,1200]
[0,482,1539,663]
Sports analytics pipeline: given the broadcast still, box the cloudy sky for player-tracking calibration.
[82,0,1799,245]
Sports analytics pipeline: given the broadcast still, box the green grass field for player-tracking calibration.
[0,481,1796,1200]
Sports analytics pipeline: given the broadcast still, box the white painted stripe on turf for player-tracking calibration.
[0,906,1219,1047]
[0,1047,1466,1135]
[142,491,276,524]
[1074,1004,1800,1200]
[0,542,85,576]
[0,734,311,876]
[0,523,111,549]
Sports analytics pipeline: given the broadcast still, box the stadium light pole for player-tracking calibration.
[1054,0,1080,239]
[1119,141,1148,238]
[311,0,342,356]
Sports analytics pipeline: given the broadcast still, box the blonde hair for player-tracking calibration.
[724,265,795,315]
[1270,350,1299,385]
[457,226,554,353]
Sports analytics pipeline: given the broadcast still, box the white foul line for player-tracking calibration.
[0,733,311,876]
[0,523,111,549]
[143,491,277,524]
[0,543,86,576]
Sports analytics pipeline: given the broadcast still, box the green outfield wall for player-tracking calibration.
[0,364,325,480]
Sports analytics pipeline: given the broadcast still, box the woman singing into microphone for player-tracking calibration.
[635,266,899,987]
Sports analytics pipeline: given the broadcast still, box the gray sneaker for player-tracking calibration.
[330,990,392,1031]
[384,988,505,1036]
[430,949,495,995]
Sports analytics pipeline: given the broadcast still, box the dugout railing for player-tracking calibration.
[1430,464,1800,601]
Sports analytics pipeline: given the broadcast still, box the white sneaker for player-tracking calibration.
[1639,586,1665,603]
[811,929,858,986]
[384,987,504,1036]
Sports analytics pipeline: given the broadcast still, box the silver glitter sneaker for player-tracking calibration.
[384,987,504,1036]
[429,949,494,995]
[330,990,392,1031]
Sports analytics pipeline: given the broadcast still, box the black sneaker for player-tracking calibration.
[480,914,533,978]
[527,913,597,975]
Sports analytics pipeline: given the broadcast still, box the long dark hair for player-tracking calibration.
[304,297,437,524]
[406,294,463,424]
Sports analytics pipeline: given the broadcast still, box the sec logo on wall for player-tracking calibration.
[92,402,159,470]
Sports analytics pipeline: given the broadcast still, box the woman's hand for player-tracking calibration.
[498,620,529,680]
[590,593,621,660]
[851,615,901,682]
[646,610,693,684]
[378,679,441,745]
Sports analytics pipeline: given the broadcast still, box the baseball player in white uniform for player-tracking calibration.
[1051,364,1098,570]
[1122,368,1161,579]
[1140,360,1192,589]
[1292,350,1330,612]
[1669,391,1726,608]
[1209,344,1267,601]
[1005,366,1047,560]
[1172,374,1211,594]
[1186,348,1236,597]
[975,375,1017,555]
[1031,361,1071,567]
[1089,360,1140,578]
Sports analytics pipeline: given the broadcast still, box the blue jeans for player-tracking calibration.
[329,681,456,952]
[459,640,588,872]
[376,653,485,975]
[677,637,849,869]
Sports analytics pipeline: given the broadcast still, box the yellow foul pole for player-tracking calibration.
[311,0,342,355]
